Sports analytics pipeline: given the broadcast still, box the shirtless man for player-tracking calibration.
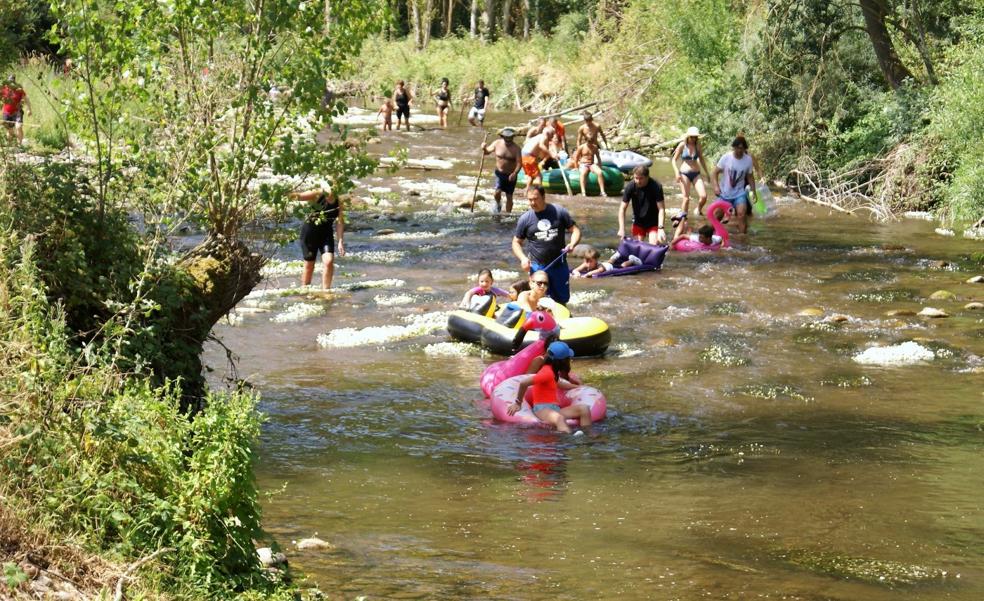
[520,127,559,189]
[481,127,522,214]
[576,111,608,149]
[549,117,568,154]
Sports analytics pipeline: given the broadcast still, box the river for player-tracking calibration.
[204,108,983,600]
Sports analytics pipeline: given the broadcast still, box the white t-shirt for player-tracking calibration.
[688,233,723,244]
[716,152,753,199]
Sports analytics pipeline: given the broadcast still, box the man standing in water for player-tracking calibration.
[713,135,755,234]
[576,111,608,149]
[481,127,522,214]
[468,80,490,126]
[617,165,667,245]
[1,75,31,146]
[512,185,581,305]
[520,127,559,189]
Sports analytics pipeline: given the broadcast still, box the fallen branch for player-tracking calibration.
[114,547,174,601]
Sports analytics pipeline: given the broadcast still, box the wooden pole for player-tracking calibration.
[457,88,470,126]
[536,100,603,121]
[558,163,575,197]
[471,131,491,211]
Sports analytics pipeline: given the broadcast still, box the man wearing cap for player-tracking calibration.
[1,75,31,146]
[617,165,667,245]
[512,185,581,305]
[481,128,522,214]
[713,135,755,234]
[576,111,608,149]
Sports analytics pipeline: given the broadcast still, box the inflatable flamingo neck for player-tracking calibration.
[706,200,731,247]
[521,310,558,332]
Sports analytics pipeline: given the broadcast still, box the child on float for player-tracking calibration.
[507,341,591,435]
[507,278,530,302]
[460,268,511,307]
[669,217,722,248]
[570,247,642,278]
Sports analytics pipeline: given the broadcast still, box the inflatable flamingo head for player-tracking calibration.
[521,311,558,332]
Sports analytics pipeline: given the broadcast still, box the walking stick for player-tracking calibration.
[471,131,491,212]
[557,162,575,197]
[456,92,469,126]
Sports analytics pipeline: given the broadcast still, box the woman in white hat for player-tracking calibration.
[671,126,711,217]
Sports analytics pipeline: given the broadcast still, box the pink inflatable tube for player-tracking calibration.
[479,311,560,398]
[490,375,607,426]
[671,199,732,252]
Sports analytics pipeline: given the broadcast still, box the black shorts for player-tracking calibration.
[396,104,410,119]
[494,169,517,195]
[542,158,560,170]
[300,221,335,261]
[2,111,22,125]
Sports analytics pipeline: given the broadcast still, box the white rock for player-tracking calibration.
[918,307,949,318]
[934,228,955,237]
[853,342,935,366]
[296,537,333,550]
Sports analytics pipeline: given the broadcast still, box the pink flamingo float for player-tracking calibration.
[671,199,732,252]
[479,311,558,398]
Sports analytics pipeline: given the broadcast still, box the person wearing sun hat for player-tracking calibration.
[481,127,522,214]
[576,110,608,149]
[507,340,592,435]
[671,126,712,218]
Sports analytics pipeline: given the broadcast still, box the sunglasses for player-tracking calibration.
[532,280,548,286]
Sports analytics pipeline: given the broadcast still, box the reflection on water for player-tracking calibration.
[204,111,984,599]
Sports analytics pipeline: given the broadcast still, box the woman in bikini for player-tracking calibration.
[433,78,452,128]
[672,126,712,217]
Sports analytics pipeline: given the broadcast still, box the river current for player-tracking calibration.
[204,109,983,600]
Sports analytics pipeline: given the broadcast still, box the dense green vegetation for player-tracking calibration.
[358,0,984,225]
[2,0,380,597]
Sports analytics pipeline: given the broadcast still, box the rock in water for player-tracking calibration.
[296,537,334,550]
[964,302,984,311]
[853,342,935,366]
[797,307,824,317]
[257,547,287,567]
[967,275,984,284]
[374,228,396,236]
[929,290,956,300]
[918,307,949,318]
[885,309,916,317]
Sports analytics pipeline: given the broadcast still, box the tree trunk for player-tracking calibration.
[410,0,423,50]
[470,0,478,37]
[521,0,530,39]
[177,235,264,412]
[859,0,913,89]
[445,0,453,36]
[324,0,331,33]
[501,0,513,37]
[482,0,496,41]
[422,0,435,48]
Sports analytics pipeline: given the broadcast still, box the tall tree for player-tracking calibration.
[502,0,513,36]
[859,0,914,88]
[482,0,496,40]
[470,0,479,36]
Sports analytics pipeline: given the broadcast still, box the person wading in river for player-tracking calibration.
[713,135,755,234]
[671,126,712,216]
[481,127,522,214]
[468,80,491,127]
[512,185,581,305]
[433,77,452,129]
[617,165,667,245]
[520,127,559,189]
[576,111,608,149]
[290,185,345,289]
[393,80,413,130]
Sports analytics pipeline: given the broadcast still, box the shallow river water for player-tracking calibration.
[204,110,983,600]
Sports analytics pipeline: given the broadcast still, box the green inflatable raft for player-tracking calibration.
[516,165,624,197]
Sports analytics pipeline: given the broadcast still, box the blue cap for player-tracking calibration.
[546,341,575,360]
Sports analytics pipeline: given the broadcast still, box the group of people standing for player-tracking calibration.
[378,79,491,131]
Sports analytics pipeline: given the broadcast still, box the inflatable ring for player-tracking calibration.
[447,303,610,357]
[672,199,731,252]
[490,375,607,426]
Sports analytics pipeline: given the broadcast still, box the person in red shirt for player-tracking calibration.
[507,341,592,435]
[1,75,31,146]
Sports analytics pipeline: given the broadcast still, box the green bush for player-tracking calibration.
[0,170,285,598]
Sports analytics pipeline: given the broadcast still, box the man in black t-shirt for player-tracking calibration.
[468,80,490,126]
[512,185,581,304]
[617,165,666,245]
